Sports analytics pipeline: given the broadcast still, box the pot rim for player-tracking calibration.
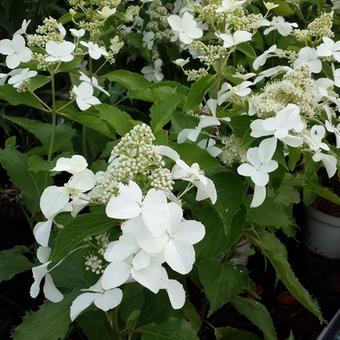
[306,206,340,227]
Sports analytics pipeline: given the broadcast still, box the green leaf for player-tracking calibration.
[212,172,247,249]
[215,327,262,340]
[150,88,181,132]
[104,70,149,92]
[28,75,51,92]
[254,231,323,321]
[28,155,52,173]
[51,212,116,262]
[95,103,137,136]
[4,115,76,153]
[304,178,340,205]
[247,199,294,229]
[57,102,114,138]
[0,84,46,110]
[53,247,96,290]
[184,74,216,111]
[0,145,45,214]
[0,246,33,283]
[232,296,277,340]
[137,317,198,340]
[77,311,113,340]
[236,43,256,59]
[198,258,251,316]
[13,292,76,340]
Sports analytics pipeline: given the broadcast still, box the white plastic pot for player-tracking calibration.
[304,206,340,259]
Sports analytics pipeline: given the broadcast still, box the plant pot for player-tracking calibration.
[304,206,340,259]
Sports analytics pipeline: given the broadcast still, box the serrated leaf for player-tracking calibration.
[198,258,251,316]
[150,88,181,132]
[104,70,149,91]
[137,317,198,340]
[236,43,256,59]
[304,178,340,205]
[0,84,46,110]
[4,115,76,153]
[13,292,76,340]
[232,297,277,340]
[0,146,45,214]
[28,155,52,173]
[57,102,113,138]
[28,75,51,92]
[254,231,323,321]
[184,74,216,111]
[77,311,113,340]
[51,213,116,262]
[0,246,33,282]
[95,103,137,136]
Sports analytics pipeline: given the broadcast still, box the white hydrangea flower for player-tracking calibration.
[52,155,88,174]
[79,71,110,96]
[45,41,75,62]
[70,279,122,321]
[253,44,278,70]
[217,81,252,104]
[167,12,203,44]
[264,16,298,36]
[14,19,31,36]
[293,47,322,74]
[70,28,85,38]
[237,137,278,207]
[8,68,37,89]
[105,181,170,237]
[80,41,108,60]
[72,82,101,111]
[197,138,222,157]
[143,31,155,50]
[173,58,190,67]
[317,37,340,61]
[30,246,63,303]
[216,30,252,48]
[141,59,164,82]
[0,35,32,69]
[216,0,246,13]
[177,116,220,144]
[172,159,217,204]
[97,6,117,18]
[250,104,304,147]
[304,125,337,178]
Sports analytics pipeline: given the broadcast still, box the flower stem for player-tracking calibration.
[47,70,57,162]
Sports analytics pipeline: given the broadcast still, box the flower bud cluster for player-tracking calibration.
[219,135,246,166]
[190,41,228,67]
[96,124,173,203]
[250,66,318,118]
[85,253,104,274]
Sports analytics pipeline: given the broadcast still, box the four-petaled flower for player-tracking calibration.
[167,12,203,44]
[237,137,278,207]
[72,82,101,111]
[80,41,108,60]
[293,47,322,74]
[45,41,75,62]
[317,37,340,61]
[0,35,32,69]
[216,30,252,48]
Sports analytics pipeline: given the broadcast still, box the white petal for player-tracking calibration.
[164,239,195,274]
[33,219,53,247]
[250,185,266,208]
[165,279,186,309]
[131,262,163,293]
[258,137,277,163]
[167,202,183,234]
[66,169,95,192]
[43,273,64,303]
[106,194,141,220]
[36,246,51,263]
[101,262,131,289]
[132,250,151,270]
[142,189,169,236]
[30,262,49,298]
[251,170,269,186]
[195,177,217,204]
[40,186,69,219]
[104,237,138,262]
[154,145,180,161]
[52,155,88,174]
[94,288,123,311]
[70,293,96,321]
[175,220,205,244]
[137,233,169,254]
[237,163,256,178]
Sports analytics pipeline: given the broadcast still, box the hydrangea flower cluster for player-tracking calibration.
[29,124,216,320]
[165,0,339,207]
